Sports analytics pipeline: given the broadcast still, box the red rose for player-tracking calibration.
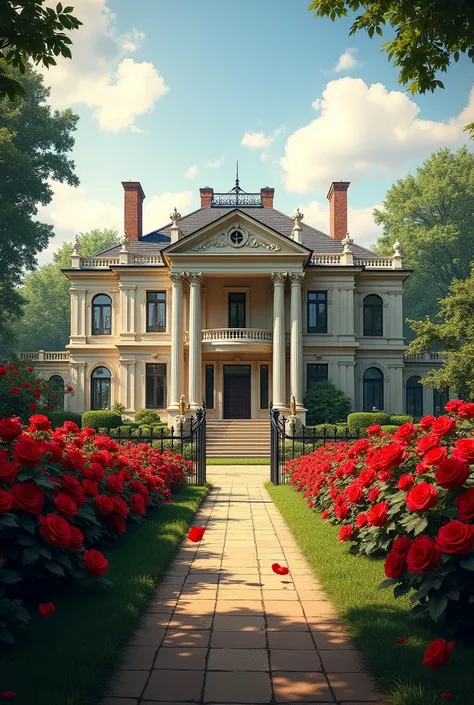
[95,495,114,515]
[452,439,474,464]
[6,365,14,371]
[338,525,354,542]
[13,436,40,467]
[445,400,463,413]
[456,488,474,520]
[395,637,406,644]
[345,483,364,505]
[0,461,18,483]
[422,447,447,468]
[0,490,13,512]
[0,366,5,376]
[423,639,455,671]
[113,497,129,518]
[457,402,474,419]
[10,387,20,394]
[82,479,99,497]
[63,450,85,473]
[420,415,435,430]
[378,444,405,469]
[109,514,126,533]
[38,602,55,617]
[84,462,105,481]
[0,419,23,442]
[397,474,415,491]
[416,435,441,454]
[367,501,389,527]
[367,424,381,436]
[321,509,330,520]
[27,367,33,373]
[436,520,474,555]
[407,536,440,573]
[69,526,84,550]
[395,423,415,440]
[83,549,109,576]
[21,382,30,389]
[440,692,454,701]
[106,474,124,494]
[28,414,50,431]
[406,482,438,512]
[435,458,470,489]
[356,512,368,528]
[33,391,40,399]
[66,386,74,392]
[431,416,456,436]
[2,691,16,699]
[29,404,37,411]
[358,468,377,487]
[11,482,44,514]
[63,421,80,433]
[392,536,413,557]
[131,493,146,516]
[39,513,72,546]
[53,492,78,518]
[335,501,350,520]
[368,487,380,503]
[378,469,392,482]
[384,550,406,578]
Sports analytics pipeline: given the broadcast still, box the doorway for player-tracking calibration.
[224,365,251,418]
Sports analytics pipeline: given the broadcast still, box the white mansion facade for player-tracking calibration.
[21,178,447,424]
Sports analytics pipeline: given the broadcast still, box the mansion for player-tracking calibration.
[21,178,446,424]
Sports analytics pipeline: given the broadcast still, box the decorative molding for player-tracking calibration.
[288,272,305,285]
[192,226,281,252]
[169,272,185,285]
[188,272,203,286]
[271,272,287,285]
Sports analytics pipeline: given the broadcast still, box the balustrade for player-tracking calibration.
[202,328,272,342]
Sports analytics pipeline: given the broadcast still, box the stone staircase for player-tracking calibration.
[206,419,271,458]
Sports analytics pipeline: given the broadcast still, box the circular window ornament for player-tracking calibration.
[227,228,247,248]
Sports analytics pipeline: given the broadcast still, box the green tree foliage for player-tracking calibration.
[408,266,474,397]
[0,0,82,99]
[0,63,79,353]
[15,229,119,351]
[374,148,474,338]
[303,379,352,425]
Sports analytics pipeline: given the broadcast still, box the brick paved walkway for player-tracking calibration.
[102,466,379,704]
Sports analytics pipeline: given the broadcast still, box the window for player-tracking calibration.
[92,294,112,335]
[91,367,111,410]
[146,364,166,409]
[146,291,166,332]
[307,291,327,333]
[205,364,215,409]
[228,292,246,328]
[229,230,244,246]
[406,375,423,418]
[307,363,328,391]
[49,375,64,410]
[363,367,384,412]
[260,364,269,409]
[433,388,449,416]
[363,294,383,336]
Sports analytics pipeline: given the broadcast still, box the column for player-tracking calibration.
[289,272,305,411]
[168,272,185,412]
[338,360,356,409]
[70,362,86,412]
[188,273,203,410]
[70,288,87,343]
[119,359,136,411]
[119,284,136,341]
[337,284,355,342]
[271,273,287,409]
[388,364,404,414]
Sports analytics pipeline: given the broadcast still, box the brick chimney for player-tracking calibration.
[122,181,145,241]
[260,187,275,208]
[200,187,214,208]
[327,181,350,240]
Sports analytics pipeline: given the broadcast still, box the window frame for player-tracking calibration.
[307,291,328,334]
[363,367,384,412]
[91,366,111,410]
[363,294,383,337]
[146,291,167,333]
[205,364,215,410]
[406,375,423,418]
[92,294,112,336]
[259,364,269,409]
[49,375,65,410]
[145,363,166,409]
[228,292,246,328]
[306,363,328,391]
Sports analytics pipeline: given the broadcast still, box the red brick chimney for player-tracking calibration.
[200,187,214,208]
[327,181,350,240]
[122,181,145,241]
[260,187,275,208]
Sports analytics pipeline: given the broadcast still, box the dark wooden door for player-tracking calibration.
[224,365,251,418]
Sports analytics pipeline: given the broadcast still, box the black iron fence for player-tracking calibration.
[270,406,360,485]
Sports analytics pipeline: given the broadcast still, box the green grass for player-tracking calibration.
[0,484,209,705]
[206,457,270,465]
[267,483,474,705]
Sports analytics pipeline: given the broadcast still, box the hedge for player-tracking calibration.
[134,409,161,425]
[306,424,354,438]
[81,411,122,430]
[380,424,400,434]
[389,414,414,426]
[347,412,390,434]
[46,411,83,428]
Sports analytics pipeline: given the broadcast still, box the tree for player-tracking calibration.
[0,0,81,100]
[374,147,474,338]
[15,229,119,351]
[303,379,352,425]
[407,266,474,397]
[308,0,474,137]
[0,63,79,354]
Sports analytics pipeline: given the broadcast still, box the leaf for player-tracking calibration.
[0,513,19,528]
[428,595,448,621]
[0,570,22,584]
[20,515,37,535]
[378,578,397,590]
[22,545,41,565]
[460,555,474,571]
[394,582,411,599]
[0,628,15,644]
[44,561,65,577]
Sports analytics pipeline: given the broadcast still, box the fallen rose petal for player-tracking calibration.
[38,602,55,617]
[2,693,16,700]
[440,693,454,701]
[188,526,205,542]
[395,637,406,644]
[272,563,290,576]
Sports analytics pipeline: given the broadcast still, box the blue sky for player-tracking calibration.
[38,0,474,260]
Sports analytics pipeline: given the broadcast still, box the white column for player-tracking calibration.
[70,362,86,412]
[119,359,136,412]
[289,272,305,411]
[188,273,203,410]
[119,284,136,341]
[70,289,87,343]
[271,273,287,409]
[168,272,185,412]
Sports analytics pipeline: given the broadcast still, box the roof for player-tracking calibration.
[96,205,376,258]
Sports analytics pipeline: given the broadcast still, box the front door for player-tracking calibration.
[224,365,251,418]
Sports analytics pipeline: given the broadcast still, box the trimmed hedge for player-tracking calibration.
[306,424,354,438]
[134,409,161,425]
[380,424,400,434]
[82,411,122,430]
[46,410,83,428]
[389,414,413,426]
[347,412,390,434]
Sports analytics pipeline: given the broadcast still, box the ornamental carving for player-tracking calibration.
[192,226,281,252]
[288,272,305,284]
[169,272,185,285]
[188,272,203,286]
[271,272,287,284]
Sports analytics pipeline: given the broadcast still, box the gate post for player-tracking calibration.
[270,407,281,485]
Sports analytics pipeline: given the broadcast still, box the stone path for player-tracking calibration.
[102,466,379,704]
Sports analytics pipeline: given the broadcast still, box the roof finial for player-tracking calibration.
[235,160,239,189]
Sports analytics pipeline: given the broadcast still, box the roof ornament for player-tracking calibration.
[291,208,304,244]
[120,235,130,252]
[292,208,304,228]
[393,238,401,257]
[342,233,354,254]
[170,207,181,225]
[72,238,80,254]
[235,160,240,189]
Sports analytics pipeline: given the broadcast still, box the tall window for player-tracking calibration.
[363,367,384,412]
[205,364,215,409]
[92,294,112,335]
[146,291,166,332]
[91,367,111,410]
[307,291,327,333]
[363,295,383,336]
[146,364,166,409]
[307,363,328,391]
[406,375,423,418]
[228,293,246,328]
[49,375,64,410]
[260,364,269,409]
[433,388,449,416]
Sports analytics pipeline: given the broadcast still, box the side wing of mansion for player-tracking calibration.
[21,179,447,424]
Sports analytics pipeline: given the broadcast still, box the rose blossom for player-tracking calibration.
[69,526,84,550]
[423,639,455,671]
[391,536,412,557]
[452,439,474,464]
[397,474,415,491]
[0,461,18,483]
[406,482,438,512]
[39,514,72,546]
[422,447,447,468]
[457,402,474,419]
[83,549,109,576]
[53,492,78,518]
[419,415,435,430]
[435,458,470,489]
[0,419,23,442]
[38,602,55,617]
[367,424,381,436]
[345,483,364,505]
[11,482,44,514]
[109,515,126,533]
[358,468,377,487]
[356,513,368,528]
[431,416,456,436]
[338,525,354,542]
[95,495,114,516]
[384,550,406,578]
[367,501,389,527]
[106,474,124,495]
[28,414,50,431]
[13,436,40,467]
[368,487,380,503]
[445,399,463,413]
[416,435,441,454]
[456,488,474,521]
[395,423,415,440]
[0,490,13,513]
[436,520,474,555]
[407,536,440,573]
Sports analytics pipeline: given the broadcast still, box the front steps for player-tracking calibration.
[206,419,270,458]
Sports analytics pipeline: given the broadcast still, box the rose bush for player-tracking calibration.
[0,414,193,643]
[0,362,73,422]
[286,401,474,631]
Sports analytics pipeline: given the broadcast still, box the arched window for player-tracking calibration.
[49,375,64,410]
[91,367,111,410]
[363,367,384,412]
[92,294,112,335]
[406,375,423,418]
[363,295,383,336]
[433,388,449,416]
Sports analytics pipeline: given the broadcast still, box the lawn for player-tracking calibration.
[267,483,474,705]
[0,484,209,705]
[206,457,269,465]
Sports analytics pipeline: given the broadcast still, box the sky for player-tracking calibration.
[37,0,474,262]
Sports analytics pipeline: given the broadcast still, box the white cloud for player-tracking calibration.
[205,155,225,169]
[145,191,194,230]
[40,0,169,132]
[241,131,274,150]
[334,49,359,73]
[280,78,474,193]
[296,199,382,250]
[185,165,199,179]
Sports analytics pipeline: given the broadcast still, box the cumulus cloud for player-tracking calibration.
[241,131,274,150]
[145,191,194,230]
[185,165,199,179]
[40,0,169,132]
[295,199,382,250]
[281,78,474,193]
[333,49,359,73]
[205,155,225,168]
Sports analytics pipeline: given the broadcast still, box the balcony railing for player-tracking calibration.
[80,257,120,268]
[405,351,442,362]
[311,253,395,268]
[202,328,272,342]
[19,351,70,362]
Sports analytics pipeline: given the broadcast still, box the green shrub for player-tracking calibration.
[46,410,83,428]
[303,380,352,426]
[389,414,414,426]
[380,424,400,434]
[307,423,353,438]
[82,411,122,430]
[134,409,161,425]
[347,412,390,434]
[111,401,126,415]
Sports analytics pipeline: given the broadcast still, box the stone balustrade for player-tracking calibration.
[202,328,273,342]
[19,351,70,362]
